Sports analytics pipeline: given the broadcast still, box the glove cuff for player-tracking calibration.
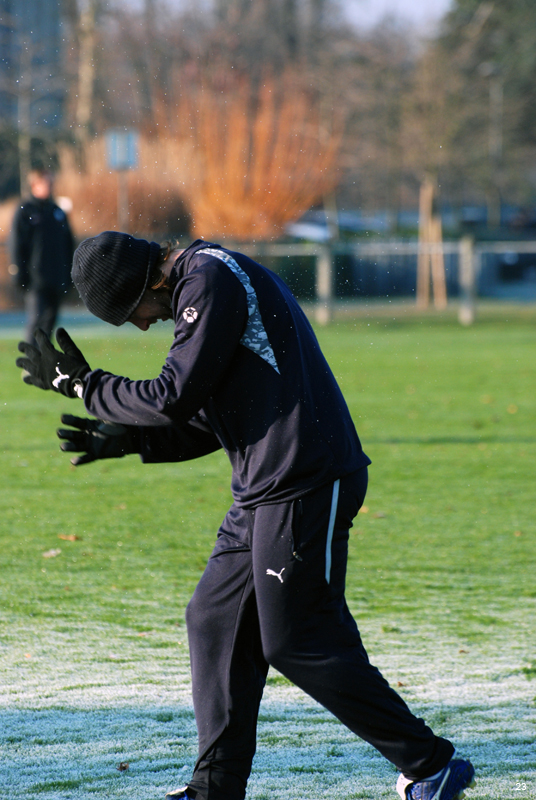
[69,366,91,399]
[95,420,140,457]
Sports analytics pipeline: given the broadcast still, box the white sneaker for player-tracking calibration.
[165,787,192,800]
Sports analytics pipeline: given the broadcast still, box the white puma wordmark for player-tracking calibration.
[52,366,70,389]
[266,568,285,583]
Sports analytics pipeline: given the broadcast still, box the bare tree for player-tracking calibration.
[411,0,536,224]
[75,0,98,145]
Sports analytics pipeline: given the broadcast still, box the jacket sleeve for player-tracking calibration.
[138,414,222,463]
[9,205,31,289]
[83,260,248,426]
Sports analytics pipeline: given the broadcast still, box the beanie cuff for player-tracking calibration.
[113,239,161,325]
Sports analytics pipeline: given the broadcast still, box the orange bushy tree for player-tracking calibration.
[175,72,343,240]
[54,70,342,243]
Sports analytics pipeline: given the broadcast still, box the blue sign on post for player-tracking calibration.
[106,129,139,232]
[106,129,139,171]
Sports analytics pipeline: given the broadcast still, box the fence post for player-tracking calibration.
[315,244,333,325]
[458,236,476,325]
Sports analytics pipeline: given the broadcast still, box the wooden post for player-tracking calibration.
[458,236,476,325]
[323,192,340,242]
[416,178,433,308]
[417,177,447,309]
[430,216,447,310]
[315,244,333,325]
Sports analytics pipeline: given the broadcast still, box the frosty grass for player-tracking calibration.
[1,605,534,800]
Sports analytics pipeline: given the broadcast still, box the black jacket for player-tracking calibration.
[9,196,75,292]
[83,241,370,507]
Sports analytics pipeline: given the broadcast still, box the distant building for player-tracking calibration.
[0,0,66,131]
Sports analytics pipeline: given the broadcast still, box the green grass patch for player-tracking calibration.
[521,664,536,680]
[1,311,535,643]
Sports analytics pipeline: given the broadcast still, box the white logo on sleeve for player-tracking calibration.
[183,307,198,323]
[52,366,70,389]
[266,568,285,583]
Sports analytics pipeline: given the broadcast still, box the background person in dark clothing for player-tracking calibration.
[15,232,475,800]
[9,168,75,344]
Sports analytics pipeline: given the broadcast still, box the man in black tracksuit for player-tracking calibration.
[9,169,75,344]
[16,232,474,800]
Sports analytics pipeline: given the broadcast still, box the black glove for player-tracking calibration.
[57,414,138,466]
[16,328,91,398]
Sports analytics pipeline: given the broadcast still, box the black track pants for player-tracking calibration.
[185,469,454,800]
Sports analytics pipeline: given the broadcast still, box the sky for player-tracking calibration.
[127,0,455,34]
[343,0,454,32]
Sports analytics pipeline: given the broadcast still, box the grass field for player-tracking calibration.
[0,304,535,799]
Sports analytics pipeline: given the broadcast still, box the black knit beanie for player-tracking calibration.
[72,231,161,326]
